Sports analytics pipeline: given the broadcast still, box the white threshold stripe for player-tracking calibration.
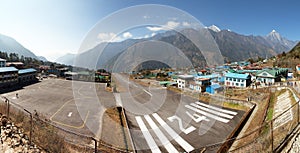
[190,103,234,119]
[185,105,229,123]
[135,116,161,153]
[143,89,153,96]
[144,115,179,153]
[152,113,194,152]
[195,101,238,115]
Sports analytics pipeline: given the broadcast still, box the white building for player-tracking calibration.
[0,58,6,67]
[177,75,194,90]
[225,73,251,88]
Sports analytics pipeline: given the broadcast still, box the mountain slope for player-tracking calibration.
[57,27,298,70]
[0,34,38,59]
[266,30,296,49]
[273,42,300,69]
[37,56,48,62]
[55,53,76,66]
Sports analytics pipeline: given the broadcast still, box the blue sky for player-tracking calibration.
[0,0,299,61]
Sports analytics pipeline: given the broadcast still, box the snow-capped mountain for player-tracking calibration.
[266,29,297,49]
[207,25,221,32]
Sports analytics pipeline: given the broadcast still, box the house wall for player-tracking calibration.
[0,71,18,87]
[257,77,275,84]
[177,78,187,89]
[0,61,6,67]
[225,77,248,88]
[19,72,37,84]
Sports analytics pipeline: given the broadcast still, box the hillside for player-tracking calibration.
[274,42,300,70]
[0,34,38,59]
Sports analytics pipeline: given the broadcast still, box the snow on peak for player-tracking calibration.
[208,25,221,32]
[267,29,282,42]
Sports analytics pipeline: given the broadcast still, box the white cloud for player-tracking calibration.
[144,34,149,38]
[182,22,191,27]
[123,32,133,39]
[146,26,164,31]
[97,32,116,42]
[151,33,156,37]
[97,32,134,42]
[166,21,180,29]
[146,21,180,32]
[143,15,150,19]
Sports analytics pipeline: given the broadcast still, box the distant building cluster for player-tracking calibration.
[0,58,37,88]
[133,60,291,95]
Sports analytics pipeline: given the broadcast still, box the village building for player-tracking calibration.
[177,75,194,90]
[18,68,37,84]
[0,58,6,67]
[0,67,18,88]
[256,68,288,84]
[225,73,251,88]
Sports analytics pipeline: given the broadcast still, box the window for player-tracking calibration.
[233,78,236,81]
[229,78,232,81]
[241,84,244,87]
[236,83,239,86]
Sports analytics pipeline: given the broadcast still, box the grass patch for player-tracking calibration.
[223,101,248,111]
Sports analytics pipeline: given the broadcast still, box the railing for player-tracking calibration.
[1,85,300,152]
[0,96,130,153]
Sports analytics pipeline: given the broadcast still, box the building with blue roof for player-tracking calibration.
[225,73,251,88]
[18,68,37,84]
[206,84,222,94]
[0,66,18,88]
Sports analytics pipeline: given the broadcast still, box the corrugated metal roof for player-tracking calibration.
[18,68,37,74]
[0,58,6,61]
[0,67,18,73]
[225,73,250,79]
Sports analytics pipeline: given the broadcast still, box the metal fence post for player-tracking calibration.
[5,98,9,118]
[24,109,33,146]
[271,120,274,152]
[297,101,299,124]
[91,137,97,153]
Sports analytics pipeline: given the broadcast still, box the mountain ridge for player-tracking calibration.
[51,27,299,69]
[0,34,38,59]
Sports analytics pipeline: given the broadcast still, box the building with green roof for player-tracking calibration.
[256,68,288,84]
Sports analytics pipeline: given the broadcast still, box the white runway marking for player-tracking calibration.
[195,102,238,115]
[185,105,230,123]
[152,113,194,152]
[68,112,72,117]
[167,115,196,134]
[135,116,161,153]
[186,111,210,123]
[190,103,234,119]
[143,89,152,96]
[144,115,178,153]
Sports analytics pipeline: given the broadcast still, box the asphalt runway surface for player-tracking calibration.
[1,79,116,138]
[114,73,245,153]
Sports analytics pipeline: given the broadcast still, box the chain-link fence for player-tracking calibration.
[229,87,300,153]
[1,86,300,153]
[0,96,130,153]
